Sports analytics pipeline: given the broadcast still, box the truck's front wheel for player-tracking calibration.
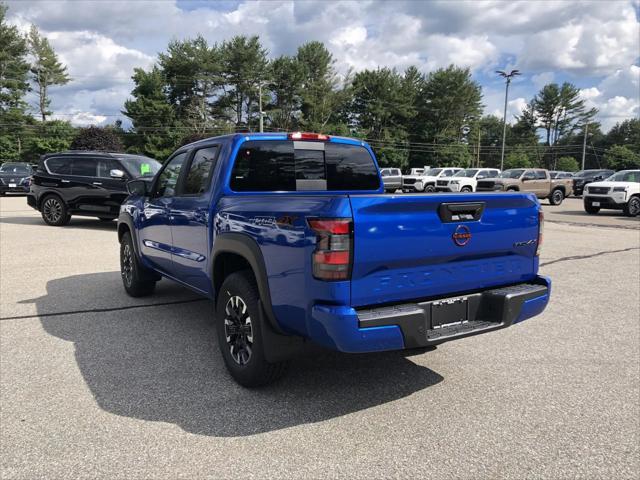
[120,231,156,297]
[216,271,289,387]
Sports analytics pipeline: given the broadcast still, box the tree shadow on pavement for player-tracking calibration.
[26,272,443,437]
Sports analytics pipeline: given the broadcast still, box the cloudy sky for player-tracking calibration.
[6,0,639,131]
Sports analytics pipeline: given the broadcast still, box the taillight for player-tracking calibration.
[288,132,330,141]
[309,218,352,281]
[536,210,544,256]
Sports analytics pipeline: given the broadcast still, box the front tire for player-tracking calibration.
[623,195,640,217]
[216,271,289,387]
[424,184,435,193]
[120,231,156,297]
[460,186,472,193]
[41,194,71,226]
[549,189,564,206]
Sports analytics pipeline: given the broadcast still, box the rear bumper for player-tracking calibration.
[308,276,551,353]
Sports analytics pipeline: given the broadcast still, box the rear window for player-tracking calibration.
[230,141,380,192]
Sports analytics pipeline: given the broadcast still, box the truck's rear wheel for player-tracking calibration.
[120,231,156,297]
[549,189,564,205]
[216,271,289,387]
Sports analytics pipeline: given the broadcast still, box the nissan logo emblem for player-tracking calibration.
[452,225,471,246]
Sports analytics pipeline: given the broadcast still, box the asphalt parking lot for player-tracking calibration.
[1,195,638,479]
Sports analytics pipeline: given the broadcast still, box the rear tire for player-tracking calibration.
[216,270,289,387]
[549,188,564,206]
[120,231,156,297]
[623,195,640,217]
[41,194,71,226]
[584,202,600,214]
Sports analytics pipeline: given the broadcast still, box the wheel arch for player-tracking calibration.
[212,233,284,334]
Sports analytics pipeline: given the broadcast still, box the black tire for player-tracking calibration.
[41,194,71,226]
[216,270,289,387]
[549,188,564,206]
[424,184,435,193]
[584,202,600,214]
[120,231,156,297]
[460,186,472,193]
[623,195,640,217]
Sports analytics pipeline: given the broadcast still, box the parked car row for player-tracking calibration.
[0,162,34,195]
[582,170,640,216]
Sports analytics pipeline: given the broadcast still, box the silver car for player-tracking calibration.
[380,168,402,193]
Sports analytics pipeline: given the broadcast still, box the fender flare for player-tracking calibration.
[212,233,283,334]
[117,212,140,256]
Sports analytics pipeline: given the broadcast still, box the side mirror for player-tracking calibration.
[110,169,125,179]
[127,179,148,196]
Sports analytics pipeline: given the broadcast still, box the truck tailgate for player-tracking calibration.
[348,193,540,307]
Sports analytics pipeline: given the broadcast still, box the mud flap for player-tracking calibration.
[258,300,306,363]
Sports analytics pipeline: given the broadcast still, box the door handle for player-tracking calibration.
[61,179,70,183]
[92,182,102,185]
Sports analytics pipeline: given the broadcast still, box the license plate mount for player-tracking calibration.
[431,297,469,329]
[8,183,16,188]
[592,201,600,207]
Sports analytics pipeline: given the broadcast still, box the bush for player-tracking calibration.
[503,151,533,169]
[70,126,124,152]
[604,145,640,170]
[555,156,579,172]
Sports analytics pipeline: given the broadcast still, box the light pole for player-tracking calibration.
[581,122,589,170]
[496,69,520,171]
[258,83,264,133]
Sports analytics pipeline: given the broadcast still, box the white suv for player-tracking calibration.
[583,170,640,216]
[414,167,463,192]
[435,168,501,193]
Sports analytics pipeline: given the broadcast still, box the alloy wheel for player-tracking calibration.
[43,198,62,223]
[121,243,134,287]
[224,295,253,365]
[629,197,640,216]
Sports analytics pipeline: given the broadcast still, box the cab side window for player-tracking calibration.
[535,170,547,179]
[72,158,98,177]
[183,146,218,195]
[96,159,122,178]
[155,152,187,197]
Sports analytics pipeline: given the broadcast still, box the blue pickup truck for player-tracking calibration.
[117,132,550,386]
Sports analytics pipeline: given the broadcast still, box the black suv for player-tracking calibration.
[572,169,614,196]
[0,162,34,195]
[27,151,161,226]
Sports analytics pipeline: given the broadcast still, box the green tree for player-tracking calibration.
[159,36,221,130]
[21,119,75,161]
[511,101,538,145]
[604,145,640,170]
[604,119,640,154]
[555,156,579,172]
[0,4,30,157]
[28,25,70,122]
[123,67,182,159]
[70,126,124,152]
[532,82,596,147]
[416,65,483,142]
[217,36,268,127]
[504,151,533,169]
[435,143,473,167]
[296,41,337,131]
[266,55,304,131]
[349,68,415,168]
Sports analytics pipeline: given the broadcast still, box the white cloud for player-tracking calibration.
[4,0,638,129]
